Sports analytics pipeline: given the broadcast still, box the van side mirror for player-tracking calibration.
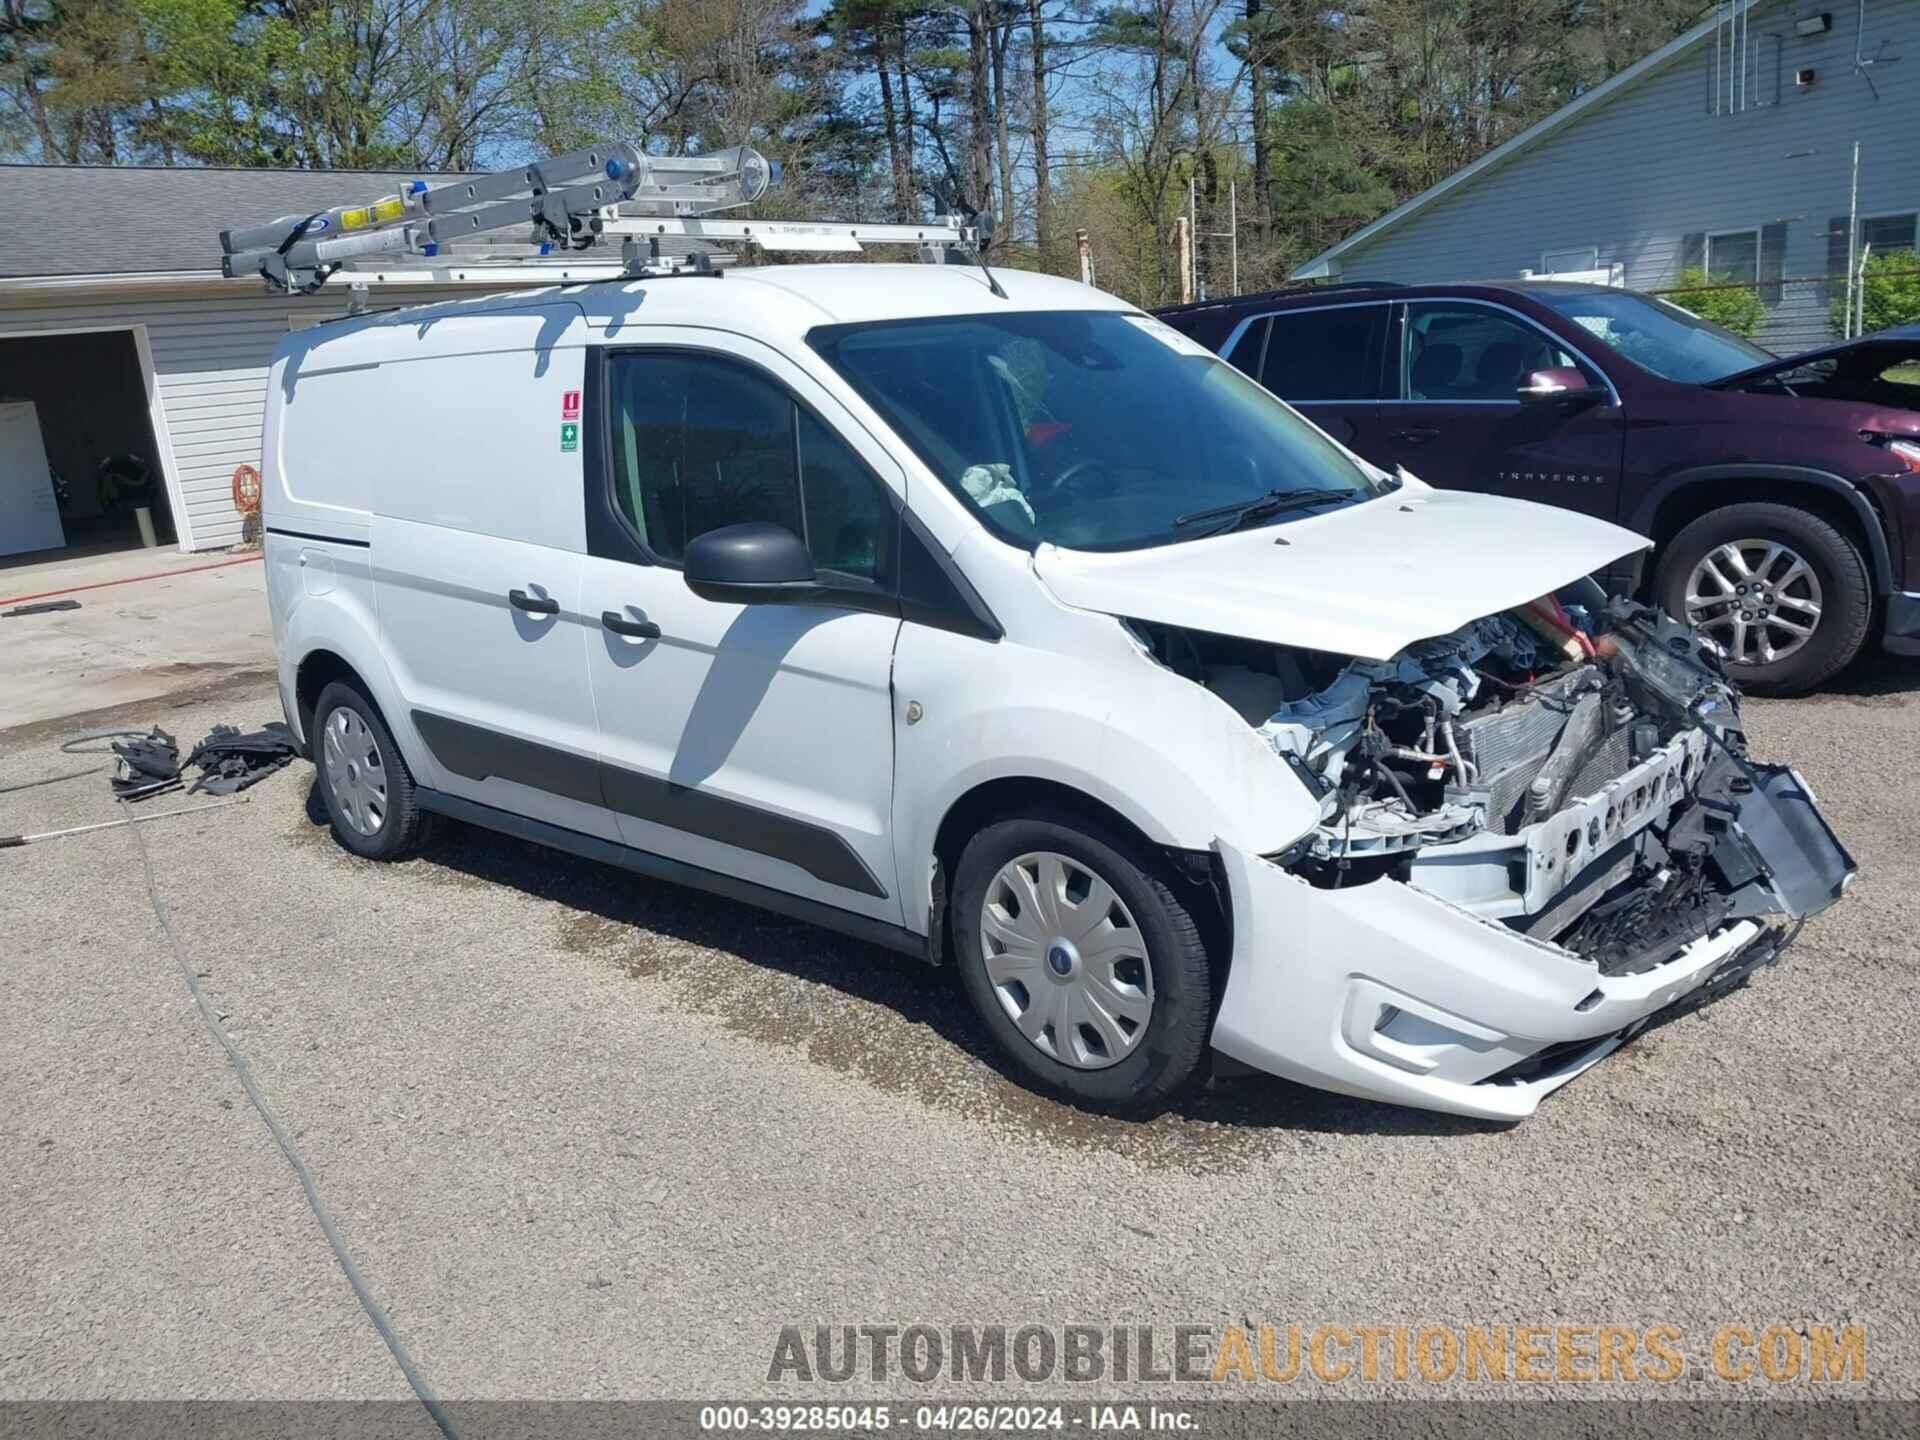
[683,522,817,604]
[1518,367,1599,404]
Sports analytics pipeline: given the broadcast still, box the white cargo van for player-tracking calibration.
[263,263,1852,1119]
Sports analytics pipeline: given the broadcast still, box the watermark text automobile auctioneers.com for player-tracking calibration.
[768,1322,1870,1386]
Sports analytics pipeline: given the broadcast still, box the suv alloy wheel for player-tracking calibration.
[1654,502,1873,695]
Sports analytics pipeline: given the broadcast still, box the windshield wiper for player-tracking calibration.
[1173,486,1359,533]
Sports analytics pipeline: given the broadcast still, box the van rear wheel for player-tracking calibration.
[312,680,428,860]
[951,810,1213,1114]
[1655,502,1871,696]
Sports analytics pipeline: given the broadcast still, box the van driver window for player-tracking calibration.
[606,351,890,583]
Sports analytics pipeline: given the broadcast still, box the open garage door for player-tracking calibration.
[0,328,176,560]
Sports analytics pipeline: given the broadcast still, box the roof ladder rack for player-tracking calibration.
[219,141,977,294]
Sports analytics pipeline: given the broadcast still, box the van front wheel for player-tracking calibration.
[951,811,1213,1114]
[312,680,428,860]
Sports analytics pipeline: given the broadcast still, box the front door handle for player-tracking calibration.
[602,610,662,640]
[1391,426,1441,443]
[509,588,560,615]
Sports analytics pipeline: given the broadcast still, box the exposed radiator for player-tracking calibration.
[1456,668,1597,833]
[1566,726,1635,807]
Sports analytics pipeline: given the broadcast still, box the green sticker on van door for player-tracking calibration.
[560,421,579,453]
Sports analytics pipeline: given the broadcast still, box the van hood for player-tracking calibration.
[1031,478,1650,660]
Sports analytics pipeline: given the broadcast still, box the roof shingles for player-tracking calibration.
[0,164,480,279]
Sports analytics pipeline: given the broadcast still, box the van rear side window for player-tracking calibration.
[606,351,891,583]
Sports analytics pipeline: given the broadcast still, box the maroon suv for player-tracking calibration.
[1157,280,1920,694]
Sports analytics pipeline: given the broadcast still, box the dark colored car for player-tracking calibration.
[1157,282,1920,694]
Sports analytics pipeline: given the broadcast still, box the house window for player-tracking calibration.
[1861,212,1918,255]
[1706,229,1760,285]
[1540,246,1600,274]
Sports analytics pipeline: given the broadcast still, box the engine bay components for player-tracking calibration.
[1126,591,1849,974]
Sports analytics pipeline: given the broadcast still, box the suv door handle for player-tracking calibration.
[508,588,560,615]
[602,610,662,640]
[1391,426,1441,443]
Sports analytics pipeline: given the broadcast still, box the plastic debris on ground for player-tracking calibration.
[2,599,82,618]
[110,729,182,800]
[109,721,297,800]
[186,723,297,795]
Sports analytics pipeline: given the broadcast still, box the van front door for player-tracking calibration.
[579,335,907,925]
[1374,300,1625,518]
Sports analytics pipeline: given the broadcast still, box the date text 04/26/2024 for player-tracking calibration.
[698,1404,1196,1432]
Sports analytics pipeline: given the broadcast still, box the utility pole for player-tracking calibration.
[1189,175,1204,301]
[1229,181,1238,296]
[1175,215,1193,304]
[1844,140,1861,339]
[1857,242,1873,338]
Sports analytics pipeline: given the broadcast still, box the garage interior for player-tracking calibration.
[0,329,173,563]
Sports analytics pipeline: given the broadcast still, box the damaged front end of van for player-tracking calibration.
[1103,561,1855,1120]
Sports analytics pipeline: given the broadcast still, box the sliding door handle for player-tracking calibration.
[602,611,662,640]
[508,589,560,615]
[1390,426,1441,443]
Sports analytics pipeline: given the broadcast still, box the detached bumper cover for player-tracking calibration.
[1210,761,1854,1122]
[1712,762,1854,920]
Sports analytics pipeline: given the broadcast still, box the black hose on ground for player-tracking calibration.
[115,777,461,1440]
[0,766,99,795]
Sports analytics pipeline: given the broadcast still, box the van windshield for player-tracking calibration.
[808,310,1376,552]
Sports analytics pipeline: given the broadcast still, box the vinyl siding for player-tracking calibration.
[0,282,515,551]
[1330,0,1920,354]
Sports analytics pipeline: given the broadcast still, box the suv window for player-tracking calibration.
[1530,289,1771,383]
[1261,305,1388,400]
[607,351,892,583]
[1401,302,1593,401]
[1223,317,1268,378]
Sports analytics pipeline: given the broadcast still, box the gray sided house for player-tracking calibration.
[1294,0,1919,355]
[0,165,664,558]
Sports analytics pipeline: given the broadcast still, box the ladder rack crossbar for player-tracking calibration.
[596,216,969,247]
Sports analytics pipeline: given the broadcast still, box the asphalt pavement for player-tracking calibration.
[1,660,1916,1405]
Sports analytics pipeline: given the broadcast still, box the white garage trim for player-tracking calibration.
[0,271,578,552]
[0,318,191,551]
[0,280,405,553]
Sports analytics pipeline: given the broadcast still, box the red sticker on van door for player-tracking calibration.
[562,390,581,420]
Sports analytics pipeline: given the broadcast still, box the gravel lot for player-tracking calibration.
[1,659,1916,1406]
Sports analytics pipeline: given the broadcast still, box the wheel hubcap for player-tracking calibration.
[980,851,1153,1071]
[321,706,388,837]
[1683,539,1823,667]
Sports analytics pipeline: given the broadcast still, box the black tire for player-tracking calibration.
[311,679,429,860]
[950,809,1214,1114]
[1654,501,1873,696]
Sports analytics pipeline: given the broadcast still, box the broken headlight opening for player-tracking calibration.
[1130,590,1853,975]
